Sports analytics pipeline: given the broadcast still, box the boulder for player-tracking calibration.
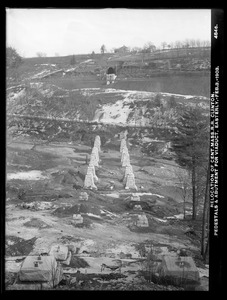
[49,244,68,261]
[136,214,149,227]
[73,214,84,224]
[79,192,89,201]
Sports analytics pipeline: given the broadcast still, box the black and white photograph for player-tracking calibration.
[4,8,221,291]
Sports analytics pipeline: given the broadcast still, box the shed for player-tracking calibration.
[159,256,200,283]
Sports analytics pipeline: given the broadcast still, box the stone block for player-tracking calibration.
[94,142,100,150]
[122,157,131,167]
[73,214,83,224]
[49,244,68,261]
[136,214,149,227]
[133,205,142,211]
[87,166,98,182]
[90,153,99,167]
[84,174,97,189]
[121,151,129,163]
[131,194,140,201]
[125,174,137,190]
[120,140,127,151]
[79,192,88,201]
[91,147,99,161]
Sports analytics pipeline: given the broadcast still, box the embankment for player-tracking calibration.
[114,73,210,97]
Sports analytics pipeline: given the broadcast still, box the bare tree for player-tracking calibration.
[174,40,182,49]
[6,46,23,84]
[189,39,196,47]
[184,39,190,48]
[175,168,192,219]
[161,42,167,49]
[131,46,142,53]
[100,44,106,55]
[36,52,47,57]
[201,40,211,47]
[195,39,202,47]
[143,42,156,53]
[201,161,210,261]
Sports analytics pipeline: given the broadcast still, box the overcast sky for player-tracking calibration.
[6,8,211,58]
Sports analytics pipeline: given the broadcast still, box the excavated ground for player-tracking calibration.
[5,135,208,290]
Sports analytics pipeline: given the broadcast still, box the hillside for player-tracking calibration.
[8,47,210,96]
[5,48,210,291]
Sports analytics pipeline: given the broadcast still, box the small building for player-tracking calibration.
[114,45,130,53]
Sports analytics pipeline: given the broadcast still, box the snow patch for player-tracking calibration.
[161,92,208,100]
[166,213,184,220]
[80,59,93,64]
[94,100,132,124]
[101,193,119,198]
[35,64,56,67]
[86,213,102,219]
[129,192,164,198]
[152,217,168,223]
[7,170,48,181]
[8,89,26,100]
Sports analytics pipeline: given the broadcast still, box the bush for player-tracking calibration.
[168,95,177,108]
[154,94,162,107]
[70,55,76,65]
[6,47,23,69]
